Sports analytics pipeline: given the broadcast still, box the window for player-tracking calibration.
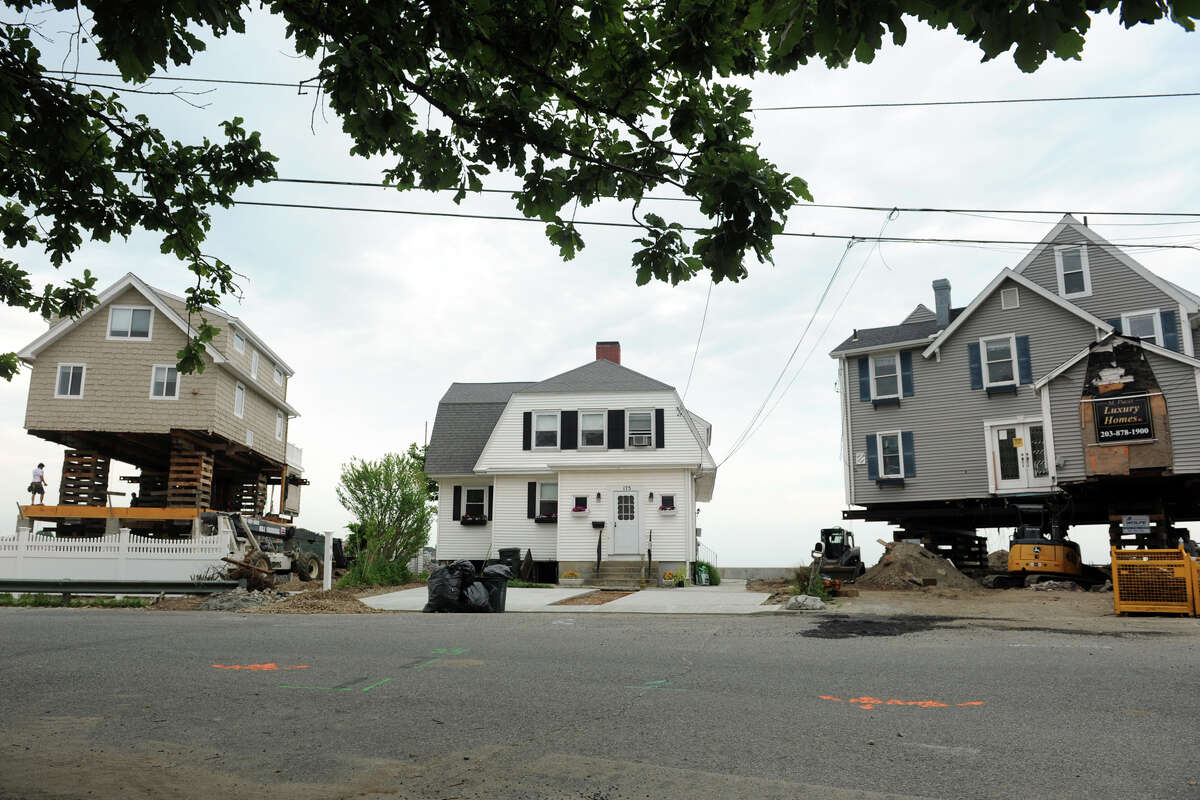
[234,382,245,418]
[250,350,259,379]
[572,495,588,511]
[233,332,246,353]
[538,482,558,516]
[659,494,675,511]
[877,432,903,478]
[1054,245,1091,298]
[55,363,85,398]
[628,410,652,446]
[533,412,558,448]
[1001,287,1020,309]
[150,365,179,398]
[107,306,152,339]
[1121,310,1162,346]
[870,354,899,399]
[245,429,254,447]
[275,410,285,440]
[464,488,486,519]
[273,366,284,386]
[982,335,1016,387]
[580,411,605,447]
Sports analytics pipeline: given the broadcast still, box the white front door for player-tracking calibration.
[613,491,640,553]
[989,422,1051,492]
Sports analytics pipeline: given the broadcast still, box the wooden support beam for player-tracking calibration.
[18,505,201,521]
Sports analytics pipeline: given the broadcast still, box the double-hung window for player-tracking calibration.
[982,335,1016,388]
[250,350,259,379]
[55,363,86,398]
[538,482,558,516]
[533,412,558,448]
[464,488,487,519]
[1055,245,1091,298]
[275,410,285,440]
[627,410,653,446]
[233,332,246,353]
[108,307,152,339]
[877,432,904,478]
[580,411,605,447]
[1121,310,1162,346]
[870,354,899,399]
[234,382,246,418]
[273,366,284,386]
[150,365,179,398]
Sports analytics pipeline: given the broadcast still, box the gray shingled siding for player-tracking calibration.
[1020,228,1186,347]
[848,277,1098,504]
[1047,352,1200,482]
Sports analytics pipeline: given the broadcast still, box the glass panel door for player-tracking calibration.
[994,426,1023,489]
[1028,424,1050,481]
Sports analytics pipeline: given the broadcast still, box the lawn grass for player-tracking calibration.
[0,593,148,608]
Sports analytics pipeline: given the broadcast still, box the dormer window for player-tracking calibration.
[533,412,558,448]
[108,306,152,339]
[1054,245,1091,299]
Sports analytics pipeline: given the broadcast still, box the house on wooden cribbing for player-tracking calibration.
[424,341,717,585]
[16,272,304,530]
[829,215,1200,561]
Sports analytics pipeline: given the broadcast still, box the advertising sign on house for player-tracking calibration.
[1093,394,1154,444]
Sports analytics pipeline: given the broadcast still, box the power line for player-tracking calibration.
[681,279,713,402]
[212,198,1200,251]
[43,70,1200,111]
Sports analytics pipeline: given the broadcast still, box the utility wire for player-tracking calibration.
[681,279,713,402]
[211,198,1200,251]
[43,70,1200,111]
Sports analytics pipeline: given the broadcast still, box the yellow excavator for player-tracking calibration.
[983,504,1107,589]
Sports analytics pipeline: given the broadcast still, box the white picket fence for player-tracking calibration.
[0,528,233,581]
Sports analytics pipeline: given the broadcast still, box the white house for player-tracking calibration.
[424,342,717,584]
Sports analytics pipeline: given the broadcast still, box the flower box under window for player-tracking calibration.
[460,515,488,526]
[657,494,675,513]
[534,514,558,524]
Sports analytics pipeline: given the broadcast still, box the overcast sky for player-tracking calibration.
[2,9,1197,567]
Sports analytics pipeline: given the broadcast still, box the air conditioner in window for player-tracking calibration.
[629,434,652,447]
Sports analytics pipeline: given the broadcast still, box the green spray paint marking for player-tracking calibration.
[625,679,686,691]
[412,659,443,671]
[361,678,392,692]
[431,648,468,655]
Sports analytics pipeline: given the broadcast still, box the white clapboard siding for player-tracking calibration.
[476,390,715,471]
[557,468,693,562]
[490,475,557,560]
[434,479,493,561]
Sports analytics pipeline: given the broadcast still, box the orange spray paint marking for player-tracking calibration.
[957,701,984,707]
[818,695,843,702]
[211,663,310,671]
[821,694,983,710]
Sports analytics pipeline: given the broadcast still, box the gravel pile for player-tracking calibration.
[858,542,981,591]
[200,588,282,611]
[248,589,377,614]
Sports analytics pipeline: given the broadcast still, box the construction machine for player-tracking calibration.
[201,512,327,582]
[982,504,1108,589]
[810,527,866,584]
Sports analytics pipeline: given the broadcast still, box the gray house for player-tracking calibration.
[830,216,1200,558]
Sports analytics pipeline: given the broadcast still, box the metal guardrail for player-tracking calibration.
[697,542,718,566]
[0,579,239,597]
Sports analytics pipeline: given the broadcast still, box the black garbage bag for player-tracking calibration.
[463,580,491,612]
[448,559,477,579]
[423,565,463,612]
[482,563,514,580]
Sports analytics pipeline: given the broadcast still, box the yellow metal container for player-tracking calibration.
[1111,547,1196,616]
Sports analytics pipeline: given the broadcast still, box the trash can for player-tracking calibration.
[480,563,514,612]
[696,564,710,586]
[497,547,522,576]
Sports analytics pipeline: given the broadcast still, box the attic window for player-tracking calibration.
[1054,245,1091,299]
[1001,287,1020,310]
[233,332,246,353]
[1121,310,1162,346]
[108,307,152,339]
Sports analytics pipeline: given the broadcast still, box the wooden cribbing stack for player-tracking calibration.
[167,443,214,508]
[58,451,110,506]
[235,473,268,516]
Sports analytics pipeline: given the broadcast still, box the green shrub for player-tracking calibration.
[693,560,720,586]
[508,580,554,588]
[336,559,413,587]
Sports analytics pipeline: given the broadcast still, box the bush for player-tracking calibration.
[336,559,413,587]
[793,566,832,601]
[694,560,720,586]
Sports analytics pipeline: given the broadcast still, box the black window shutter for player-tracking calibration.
[1161,310,1180,351]
[561,410,578,449]
[452,485,462,521]
[900,351,914,397]
[865,435,878,481]
[527,481,536,518]
[901,431,916,477]
[967,342,983,390]
[858,357,871,402]
[1106,318,1122,335]
[1016,336,1033,385]
[487,486,493,520]
[655,408,665,448]
[607,410,624,449]
[522,412,532,450]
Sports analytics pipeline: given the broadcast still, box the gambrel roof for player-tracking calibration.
[522,358,673,393]
[424,382,534,475]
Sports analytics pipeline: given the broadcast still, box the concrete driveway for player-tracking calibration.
[362,579,777,614]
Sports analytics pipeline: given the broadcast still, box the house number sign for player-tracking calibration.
[620,485,632,491]
[1094,394,1154,444]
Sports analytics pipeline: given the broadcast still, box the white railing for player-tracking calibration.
[0,529,232,581]
[286,442,304,470]
[697,542,718,566]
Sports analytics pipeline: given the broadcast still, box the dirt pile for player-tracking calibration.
[858,542,981,591]
[248,589,378,614]
[988,549,1009,570]
[199,588,282,611]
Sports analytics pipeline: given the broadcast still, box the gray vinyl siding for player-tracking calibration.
[1020,229,1186,346]
[1048,354,1200,483]
[848,277,1097,504]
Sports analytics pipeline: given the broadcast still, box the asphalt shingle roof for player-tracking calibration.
[829,308,963,355]
[423,383,534,475]
[522,358,674,393]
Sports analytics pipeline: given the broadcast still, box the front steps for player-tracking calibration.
[586,561,659,589]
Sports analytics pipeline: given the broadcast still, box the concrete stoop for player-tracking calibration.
[585,561,659,589]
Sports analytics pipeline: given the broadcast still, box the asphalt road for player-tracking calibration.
[1,608,1197,800]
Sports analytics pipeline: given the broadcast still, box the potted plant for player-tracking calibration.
[460,513,488,526]
[571,505,587,513]
[560,570,584,588]
[657,504,676,513]
[662,570,678,588]
[534,512,558,524]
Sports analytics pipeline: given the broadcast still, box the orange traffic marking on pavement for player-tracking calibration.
[211,663,310,671]
[820,695,982,710]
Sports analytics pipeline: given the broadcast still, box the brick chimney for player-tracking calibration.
[595,341,621,364]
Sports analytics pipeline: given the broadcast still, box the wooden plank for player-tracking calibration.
[18,505,202,521]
